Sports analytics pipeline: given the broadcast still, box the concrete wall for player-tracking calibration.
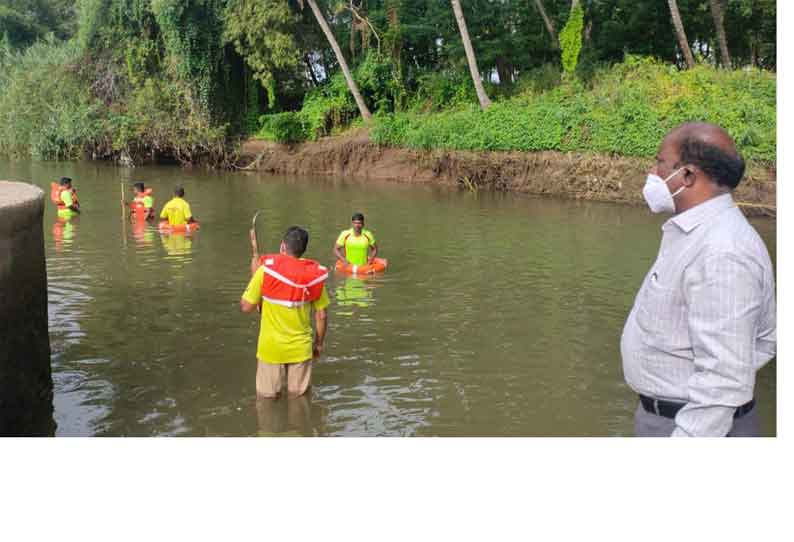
[0,181,54,436]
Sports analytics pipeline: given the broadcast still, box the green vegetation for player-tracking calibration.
[0,1,777,165]
[370,57,775,162]
[0,38,99,160]
[559,5,583,76]
[1,0,244,164]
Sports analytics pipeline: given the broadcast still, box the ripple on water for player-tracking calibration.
[4,161,773,437]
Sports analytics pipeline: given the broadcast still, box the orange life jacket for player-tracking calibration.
[131,188,153,214]
[257,254,328,308]
[50,182,78,209]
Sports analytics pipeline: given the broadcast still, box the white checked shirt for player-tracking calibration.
[621,193,776,436]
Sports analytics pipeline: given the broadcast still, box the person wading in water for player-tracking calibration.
[334,212,378,266]
[240,226,330,399]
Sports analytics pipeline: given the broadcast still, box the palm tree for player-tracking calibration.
[532,0,559,50]
[450,0,492,110]
[709,0,731,68]
[299,0,372,122]
[667,0,696,69]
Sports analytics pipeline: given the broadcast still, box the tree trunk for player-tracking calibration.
[570,0,580,13]
[450,0,492,110]
[495,56,512,85]
[350,16,357,59]
[667,0,696,69]
[304,54,319,86]
[709,0,731,68]
[532,0,559,50]
[304,0,372,122]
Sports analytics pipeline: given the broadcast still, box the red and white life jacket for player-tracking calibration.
[258,254,328,308]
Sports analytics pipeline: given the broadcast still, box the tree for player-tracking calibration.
[223,0,302,107]
[0,0,76,49]
[450,0,491,110]
[299,0,372,122]
[532,0,559,50]
[667,0,695,68]
[710,0,731,68]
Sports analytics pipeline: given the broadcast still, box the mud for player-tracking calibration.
[237,133,776,216]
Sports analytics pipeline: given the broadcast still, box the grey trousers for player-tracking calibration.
[633,401,760,437]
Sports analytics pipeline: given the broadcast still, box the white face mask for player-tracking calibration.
[642,167,687,214]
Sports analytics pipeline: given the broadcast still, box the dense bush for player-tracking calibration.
[371,57,776,163]
[256,112,306,143]
[0,0,240,164]
[256,56,390,143]
[0,37,229,163]
[0,38,103,160]
[0,3,233,165]
[256,72,357,143]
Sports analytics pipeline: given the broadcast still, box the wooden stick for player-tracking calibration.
[121,182,127,246]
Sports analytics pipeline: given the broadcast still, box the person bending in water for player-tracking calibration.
[54,177,80,214]
[125,181,155,221]
[334,212,378,266]
[159,185,196,226]
[241,226,330,399]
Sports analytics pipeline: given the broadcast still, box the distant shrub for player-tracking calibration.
[0,36,230,164]
[0,37,103,160]
[256,112,306,143]
[408,71,480,112]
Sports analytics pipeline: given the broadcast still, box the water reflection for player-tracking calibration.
[255,394,328,437]
[52,211,78,253]
[333,276,376,314]
[159,231,194,265]
[131,216,156,248]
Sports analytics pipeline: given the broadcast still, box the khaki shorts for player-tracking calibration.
[256,359,312,399]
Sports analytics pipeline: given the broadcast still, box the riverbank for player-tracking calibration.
[237,132,776,216]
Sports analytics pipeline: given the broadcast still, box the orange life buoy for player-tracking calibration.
[158,220,200,233]
[335,257,388,275]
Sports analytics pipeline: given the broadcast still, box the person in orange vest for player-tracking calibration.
[50,177,80,214]
[124,181,155,221]
[240,226,330,399]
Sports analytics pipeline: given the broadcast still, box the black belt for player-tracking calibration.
[639,395,756,420]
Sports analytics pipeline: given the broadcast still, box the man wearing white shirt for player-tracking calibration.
[621,122,776,437]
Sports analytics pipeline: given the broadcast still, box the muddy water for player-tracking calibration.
[0,159,777,436]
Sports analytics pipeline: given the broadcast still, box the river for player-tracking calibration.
[0,159,777,436]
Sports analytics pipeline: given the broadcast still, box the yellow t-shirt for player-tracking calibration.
[160,197,193,225]
[60,190,74,208]
[335,228,376,265]
[242,265,330,364]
